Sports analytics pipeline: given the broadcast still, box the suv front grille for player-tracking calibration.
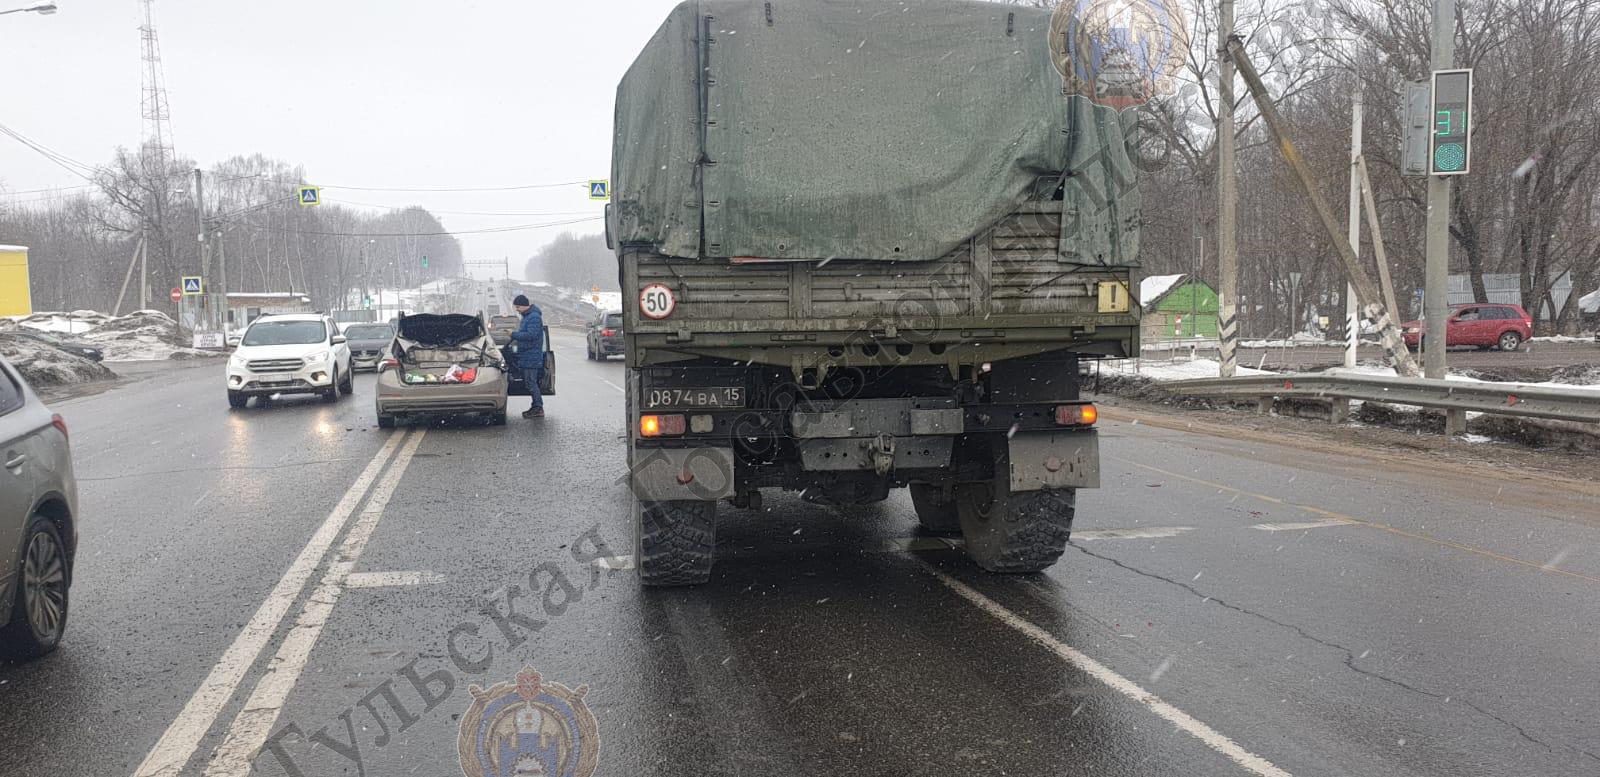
[247,358,305,373]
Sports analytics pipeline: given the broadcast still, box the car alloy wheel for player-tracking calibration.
[23,528,67,641]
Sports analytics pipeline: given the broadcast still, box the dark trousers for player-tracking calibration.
[522,367,544,409]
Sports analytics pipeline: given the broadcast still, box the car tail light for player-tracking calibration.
[381,358,399,370]
[601,328,616,337]
[640,414,686,437]
[51,413,68,442]
[1055,404,1098,426]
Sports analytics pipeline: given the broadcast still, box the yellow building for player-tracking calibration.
[0,245,32,317]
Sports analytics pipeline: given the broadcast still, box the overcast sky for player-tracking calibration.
[0,0,685,277]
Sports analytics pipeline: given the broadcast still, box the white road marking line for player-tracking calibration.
[923,564,1293,777]
[599,378,625,394]
[344,570,446,588]
[204,430,427,777]
[1250,520,1353,532]
[130,431,409,777]
[1074,527,1195,541]
[592,555,635,571]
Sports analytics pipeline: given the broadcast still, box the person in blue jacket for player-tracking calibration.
[510,295,546,418]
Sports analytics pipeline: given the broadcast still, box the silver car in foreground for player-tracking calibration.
[0,356,77,659]
[375,314,509,427]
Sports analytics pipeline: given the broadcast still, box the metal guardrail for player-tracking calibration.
[1166,374,1600,424]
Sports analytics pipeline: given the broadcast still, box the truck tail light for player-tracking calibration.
[1055,404,1097,426]
[640,414,686,437]
[601,328,616,337]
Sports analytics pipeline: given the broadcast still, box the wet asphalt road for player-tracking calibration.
[2,329,1599,776]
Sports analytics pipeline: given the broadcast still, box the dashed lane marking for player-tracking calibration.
[599,378,625,394]
[1074,527,1196,541]
[1250,520,1354,532]
[204,429,429,777]
[344,570,447,588]
[921,563,1294,777]
[131,430,409,777]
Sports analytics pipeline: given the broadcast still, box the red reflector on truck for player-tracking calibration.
[1055,404,1097,426]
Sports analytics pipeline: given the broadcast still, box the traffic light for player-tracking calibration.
[1430,69,1472,175]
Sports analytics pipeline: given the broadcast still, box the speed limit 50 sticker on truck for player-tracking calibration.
[639,284,676,320]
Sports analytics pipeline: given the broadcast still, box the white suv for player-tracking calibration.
[226,314,353,408]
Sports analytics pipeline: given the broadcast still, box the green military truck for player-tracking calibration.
[608,0,1141,585]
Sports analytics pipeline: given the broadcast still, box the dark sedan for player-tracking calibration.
[341,323,396,372]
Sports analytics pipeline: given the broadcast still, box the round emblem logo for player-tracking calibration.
[457,667,600,777]
[1049,0,1190,111]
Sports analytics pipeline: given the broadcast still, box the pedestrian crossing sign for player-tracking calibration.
[588,180,609,200]
[297,185,321,207]
[181,276,204,295]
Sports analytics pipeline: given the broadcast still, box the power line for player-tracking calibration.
[335,198,599,218]
[239,174,591,193]
[225,215,603,238]
[0,183,96,196]
[0,121,101,182]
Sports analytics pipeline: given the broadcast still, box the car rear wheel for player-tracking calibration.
[1,516,70,659]
[1498,331,1523,351]
[587,341,597,360]
[227,391,248,409]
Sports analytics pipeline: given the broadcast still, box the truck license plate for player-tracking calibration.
[645,387,744,409]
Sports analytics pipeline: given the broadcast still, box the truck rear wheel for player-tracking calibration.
[956,473,1074,573]
[635,499,716,586]
[910,483,961,534]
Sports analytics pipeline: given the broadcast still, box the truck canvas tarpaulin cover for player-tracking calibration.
[611,0,1140,265]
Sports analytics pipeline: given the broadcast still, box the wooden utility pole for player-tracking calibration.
[1224,37,1421,377]
[112,235,147,316]
[1356,156,1403,325]
[1216,0,1239,377]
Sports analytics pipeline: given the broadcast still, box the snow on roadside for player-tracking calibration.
[78,310,222,362]
[1529,334,1596,344]
[8,310,112,334]
[0,334,116,387]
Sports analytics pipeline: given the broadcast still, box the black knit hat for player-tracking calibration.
[513,294,530,306]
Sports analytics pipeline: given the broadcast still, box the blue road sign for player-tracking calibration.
[589,180,609,200]
[181,276,204,295]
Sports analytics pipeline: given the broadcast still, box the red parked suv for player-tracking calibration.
[1402,303,1532,352]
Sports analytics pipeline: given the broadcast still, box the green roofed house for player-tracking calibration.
[1139,274,1219,339]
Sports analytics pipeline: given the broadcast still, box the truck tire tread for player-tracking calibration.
[637,500,716,586]
[957,483,1074,573]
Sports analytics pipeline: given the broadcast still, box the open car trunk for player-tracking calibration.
[393,314,503,383]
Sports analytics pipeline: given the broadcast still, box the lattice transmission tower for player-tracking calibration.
[138,0,174,167]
